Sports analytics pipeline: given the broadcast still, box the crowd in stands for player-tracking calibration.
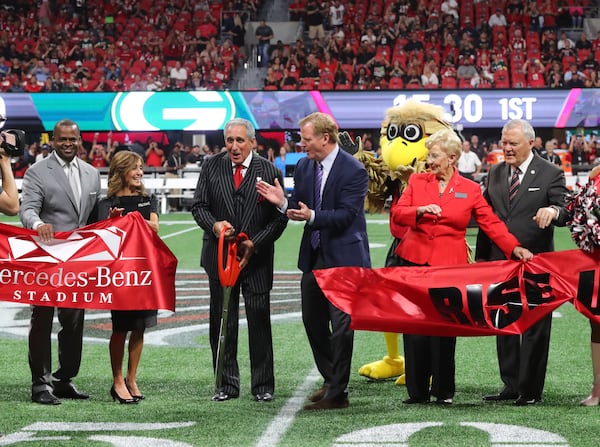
[276,0,600,90]
[2,0,600,179]
[0,0,261,93]
[1,1,599,93]
[470,131,599,174]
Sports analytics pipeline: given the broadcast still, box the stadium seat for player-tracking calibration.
[578,49,591,61]
[388,77,404,89]
[511,72,526,88]
[318,79,334,90]
[477,79,493,88]
[460,78,475,89]
[494,70,510,88]
[299,78,316,90]
[441,77,457,89]
[335,83,351,90]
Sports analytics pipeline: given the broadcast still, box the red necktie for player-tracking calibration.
[234,164,243,189]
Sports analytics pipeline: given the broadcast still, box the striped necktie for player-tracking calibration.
[310,161,323,250]
[509,167,521,204]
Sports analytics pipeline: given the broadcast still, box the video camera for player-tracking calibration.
[0,113,25,156]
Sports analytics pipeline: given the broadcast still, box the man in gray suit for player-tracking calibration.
[191,118,287,403]
[476,119,568,406]
[20,119,101,405]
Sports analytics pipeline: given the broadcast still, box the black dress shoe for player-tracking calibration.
[482,391,518,401]
[32,390,61,405]
[52,383,90,400]
[211,391,239,402]
[402,397,430,404]
[254,392,273,402]
[514,396,541,406]
[303,397,349,410]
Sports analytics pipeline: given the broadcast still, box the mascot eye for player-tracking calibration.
[401,124,423,142]
[386,123,400,141]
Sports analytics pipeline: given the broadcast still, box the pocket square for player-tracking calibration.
[528,187,540,191]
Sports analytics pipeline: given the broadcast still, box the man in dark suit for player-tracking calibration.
[20,119,101,405]
[476,118,568,406]
[257,112,371,410]
[191,118,287,403]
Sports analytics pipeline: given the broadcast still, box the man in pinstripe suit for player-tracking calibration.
[191,118,287,403]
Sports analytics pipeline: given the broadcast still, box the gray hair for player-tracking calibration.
[223,118,256,140]
[426,128,462,159]
[502,119,535,141]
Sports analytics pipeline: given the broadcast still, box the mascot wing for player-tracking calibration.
[339,131,389,213]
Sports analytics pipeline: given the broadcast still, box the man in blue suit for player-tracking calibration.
[258,112,371,410]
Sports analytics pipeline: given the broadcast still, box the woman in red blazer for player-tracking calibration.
[390,128,532,405]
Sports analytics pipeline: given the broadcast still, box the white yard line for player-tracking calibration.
[254,367,321,447]
[160,226,200,239]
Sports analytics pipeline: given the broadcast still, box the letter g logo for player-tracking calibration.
[112,91,237,131]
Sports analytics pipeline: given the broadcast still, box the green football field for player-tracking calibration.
[1,212,598,447]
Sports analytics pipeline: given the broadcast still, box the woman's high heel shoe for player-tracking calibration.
[110,386,138,404]
[580,381,600,406]
[125,378,145,400]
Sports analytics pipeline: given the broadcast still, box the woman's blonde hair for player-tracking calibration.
[426,128,462,159]
[107,151,146,198]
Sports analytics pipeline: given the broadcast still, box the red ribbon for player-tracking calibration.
[315,250,600,336]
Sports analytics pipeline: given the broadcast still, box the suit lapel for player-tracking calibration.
[511,157,539,208]
[220,156,237,218]
[78,162,98,220]
[496,162,511,209]
[424,175,440,202]
[439,171,462,205]
[515,158,538,205]
[238,155,264,231]
[50,156,79,212]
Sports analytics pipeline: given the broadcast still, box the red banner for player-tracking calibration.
[315,250,600,336]
[0,213,177,311]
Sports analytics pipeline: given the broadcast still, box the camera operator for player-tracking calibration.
[0,130,21,216]
[569,132,591,167]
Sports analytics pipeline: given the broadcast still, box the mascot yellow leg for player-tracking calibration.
[358,332,405,384]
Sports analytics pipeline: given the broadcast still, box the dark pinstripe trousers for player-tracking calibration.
[208,278,274,396]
